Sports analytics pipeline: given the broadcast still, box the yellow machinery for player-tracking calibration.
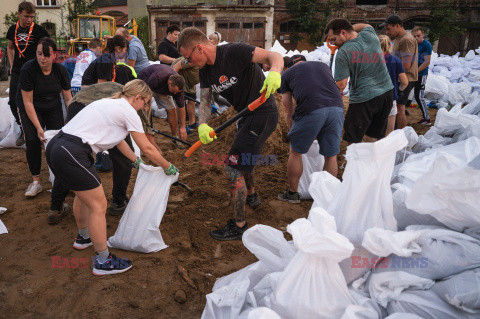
[67,15,138,56]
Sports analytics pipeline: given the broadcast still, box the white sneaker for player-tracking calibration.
[25,181,43,197]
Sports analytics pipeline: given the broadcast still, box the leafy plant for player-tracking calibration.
[136,16,156,60]
[426,0,465,43]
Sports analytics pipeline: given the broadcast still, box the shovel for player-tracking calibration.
[327,38,338,70]
[184,90,267,157]
[152,128,192,146]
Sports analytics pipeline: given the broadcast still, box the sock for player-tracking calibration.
[96,249,110,264]
[78,227,89,239]
[288,189,297,195]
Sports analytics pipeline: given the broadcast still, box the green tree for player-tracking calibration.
[136,16,156,60]
[285,0,342,45]
[426,0,465,43]
[67,0,94,23]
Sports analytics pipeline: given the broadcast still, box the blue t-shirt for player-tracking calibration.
[385,54,405,101]
[281,61,343,120]
[128,36,150,73]
[418,39,432,77]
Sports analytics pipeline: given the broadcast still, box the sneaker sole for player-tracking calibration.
[73,242,93,250]
[277,195,300,204]
[25,190,43,197]
[209,232,243,241]
[92,265,133,276]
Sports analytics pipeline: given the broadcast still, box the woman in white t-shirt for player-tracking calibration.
[46,79,178,276]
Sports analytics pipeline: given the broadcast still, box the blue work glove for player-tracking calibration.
[164,163,179,175]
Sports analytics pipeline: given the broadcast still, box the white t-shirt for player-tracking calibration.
[71,50,97,87]
[62,98,144,153]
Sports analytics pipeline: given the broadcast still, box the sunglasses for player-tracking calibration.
[185,46,198,64]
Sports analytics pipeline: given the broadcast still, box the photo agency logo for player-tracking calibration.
[351,256,429,269]
[201,153,279,166]
[51,256,90,269]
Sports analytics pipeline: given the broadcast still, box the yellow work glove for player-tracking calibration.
[198,123,217,144]
[260,71,281,98]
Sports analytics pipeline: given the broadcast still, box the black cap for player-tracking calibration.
[285,54,306,68]
[379,15,403,28]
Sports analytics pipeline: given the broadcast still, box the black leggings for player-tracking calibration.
[18,106,64,177]
[8,72,21,126]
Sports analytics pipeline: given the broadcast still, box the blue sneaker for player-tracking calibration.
[188,122,199,130]
[92,254,133,276]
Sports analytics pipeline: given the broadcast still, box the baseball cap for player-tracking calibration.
[285,54,307,68]
[379,15,403,28]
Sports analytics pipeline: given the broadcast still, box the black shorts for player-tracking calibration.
[397,81,415,105]
[46,131,102,191]
[227,108,279,172]
[343,89,394,143]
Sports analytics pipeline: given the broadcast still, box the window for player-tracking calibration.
[254,22,264,29]
[194,21,206,28]
[243,23,253,29]
[229,23,240,29]
[36,0,57,6]
[79,18,100,38]
[182,21,193,28]
[280,20,298,32]
[218,23,229,29]
[157,22,168,28]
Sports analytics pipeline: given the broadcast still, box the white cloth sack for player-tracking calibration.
[327,130,407,246]
[308,171,341,210]
[298,141,324,199]
[0,219,7,234]
[270,208,355,319]
[108,164,178,253]
[340,305,378,319]
[44,130,60,185]
[0,97,21,148]
[238,307,281,319]
[434,107,480,136]
[362,226,480,280]
[431,268,480,313]
[405,153,480,231]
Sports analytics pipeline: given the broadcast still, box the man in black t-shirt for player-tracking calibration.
[177,27,283,241]
[157,24,181,65]
[278,56,344,203]
[6,2,50,146]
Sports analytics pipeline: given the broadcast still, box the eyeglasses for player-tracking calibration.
[185,46,197,64]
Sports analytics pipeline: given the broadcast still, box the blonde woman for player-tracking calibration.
[378,35,408,135]
[46,79,178,276]
[208,31,222,46]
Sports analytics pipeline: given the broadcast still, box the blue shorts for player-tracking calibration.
[288,107,344,157]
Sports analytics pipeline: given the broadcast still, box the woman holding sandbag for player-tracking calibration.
[17,37,72,197]
[46,79,178,276]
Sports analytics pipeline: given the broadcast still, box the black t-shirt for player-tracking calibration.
[6,23,50,74]
[82,53,136,85]
[17,59,70,111]
[157,38,180,64]
[281,61,344,120]
[199,43,275,114]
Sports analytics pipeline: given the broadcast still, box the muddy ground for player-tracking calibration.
[0,78,436,318]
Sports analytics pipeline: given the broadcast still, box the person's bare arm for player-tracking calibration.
[22,90,45,141]
[282,92,294,129]
[7,40,15,73]
[130,131,171,169]
[251,47,283,73]
[418,55,431,73]
[172,60,182,72]
[353,23,373,32]
[177,106,187,140]
[146,134,162,153]
[336,78,348,93]
[62,89,72,107]
[399,72,408,91]
[116,140,137,162]
[198,87,212,124]
[158,54,175,64]
[127,59,136,69]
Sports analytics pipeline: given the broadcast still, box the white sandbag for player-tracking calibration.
[397,137,480,189]
[271,208,355,319]
[434,107,480,136]
[424,74,450,101]
[242,225,296,272]
[238,307,281,319]
[340,305,378,319]
[405,153,480,231]
[451,123,480,143]
[410,126,450,154]
[327,130,407,246]
[384,313,424,319]
[270,40,287,56]
[363,226,480,280]
[0,207,6,215]
[0,218,7,234]
[250,272,281,308]
[308,171,341,210]
[203,279,251,319]
[465,50,476,61]
[349,287,387,318]
[367,271,434,307]
[44,130,60,185]
[108,164,178,253]
[391,183,445,231]
[298,141,324,199]
[212,262,270,294]
[387,289,480,319]
[0,97,21,148]
[431,268,480,313]
[461,97,480,115]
